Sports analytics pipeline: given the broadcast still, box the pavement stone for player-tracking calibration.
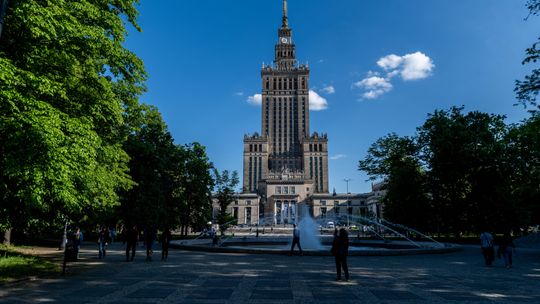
[1,243,540,303]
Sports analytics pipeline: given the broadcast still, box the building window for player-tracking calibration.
[233,207,239,220]
[321,200,326,206]
[276,186,281,194]
[321,207,327,218]
[246,200,252,205]
[245,207,252,224]
[290,186,295,194]
[348,207,353,215]
[283,186,289,194]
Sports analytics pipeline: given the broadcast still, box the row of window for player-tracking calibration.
[232,207,252,223]
[320,206,354,217]
[264,77,307,91]
[309,143,324,152]
[248,157,263,192]
[275,186,296,195]
[249,144,263,153]
[309,156,324,192]
[319,200,366,206]
[275,48,295,59]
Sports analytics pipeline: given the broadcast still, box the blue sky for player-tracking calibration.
[125,0,540,194]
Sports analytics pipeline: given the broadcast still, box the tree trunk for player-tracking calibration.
[3,229,12,245]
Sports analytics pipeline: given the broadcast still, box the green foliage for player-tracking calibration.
[505,114,540,226]
[418,107,510,234]
[120,105,215,233]
[214,170,239,235]
[0,1,146,232]
[359,107,539,235]
[176,143,215,234]
[359,134,431,230]
[515,0,540,111]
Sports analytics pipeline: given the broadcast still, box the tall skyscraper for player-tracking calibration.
[242,0,330,224]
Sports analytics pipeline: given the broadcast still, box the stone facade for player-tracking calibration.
[223,1,385,226]
[242,0,328,196]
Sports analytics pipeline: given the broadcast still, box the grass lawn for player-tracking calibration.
[0,245,60,284]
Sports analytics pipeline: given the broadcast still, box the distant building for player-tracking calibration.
[217,1,385,225]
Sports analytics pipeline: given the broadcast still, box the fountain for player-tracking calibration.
[172,204,460,256]
[296,203,323,250]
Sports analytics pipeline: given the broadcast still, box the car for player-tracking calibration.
[326,221,335,229]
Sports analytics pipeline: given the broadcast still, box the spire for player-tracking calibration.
[282,0,288,28]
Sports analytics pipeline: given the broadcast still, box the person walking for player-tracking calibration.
[161,226,172,261]
[97,227,109,259]
[290,223,302,256]
[125,224,138,262]
[72,227,83,260]
[144,226,156,261]
[331,228,350,281]
[480,230,494,266]
[499,232,516,269]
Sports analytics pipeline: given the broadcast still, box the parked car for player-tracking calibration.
[326,221,335,229]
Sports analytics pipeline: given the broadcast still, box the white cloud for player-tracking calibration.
[322,85,335,94]
[377,54,403,70]
[354,51,434,99]
[309,90,328,111]
[400,52,435,81]
[234,92,244,96]
[330,154,347,160]
[353,76,392,99]
[247,94,262,106]
[247,91,328,110]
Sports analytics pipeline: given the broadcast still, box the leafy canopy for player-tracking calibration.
[0,0,146,230]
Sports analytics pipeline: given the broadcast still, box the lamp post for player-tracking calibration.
[343,179,352,227]
[0,0,8,40]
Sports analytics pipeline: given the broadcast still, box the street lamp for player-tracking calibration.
[0,0,8,40]
[343,179,352,227]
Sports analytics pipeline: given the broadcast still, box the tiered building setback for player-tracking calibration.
[225,1,383,226]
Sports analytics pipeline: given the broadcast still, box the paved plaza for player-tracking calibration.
[1,243,539,303]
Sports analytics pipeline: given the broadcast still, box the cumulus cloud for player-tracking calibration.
[355,51,434,99]
[330,154,347,160]
[377,54,403,70]
[377,52,434,81]
[246,91,328,111]
[400,52,435,80]
[353,76,393,99]
[247,94,262,106]
[322,85,335,94]
[309,90,328,111]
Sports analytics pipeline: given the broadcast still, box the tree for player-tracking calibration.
[214,170,239,235]
[359,134,432,231]
[515,0,540,111]
[176,143,215,236]
[418,107,511,234]
[120,105,215,235]
[505,114,540,228]
[0,1,146,240]
[120,105,177,228]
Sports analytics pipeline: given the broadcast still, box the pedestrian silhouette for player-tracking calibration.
[290,224,302,255]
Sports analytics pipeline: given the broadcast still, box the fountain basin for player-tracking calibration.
[171,236,461,256]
